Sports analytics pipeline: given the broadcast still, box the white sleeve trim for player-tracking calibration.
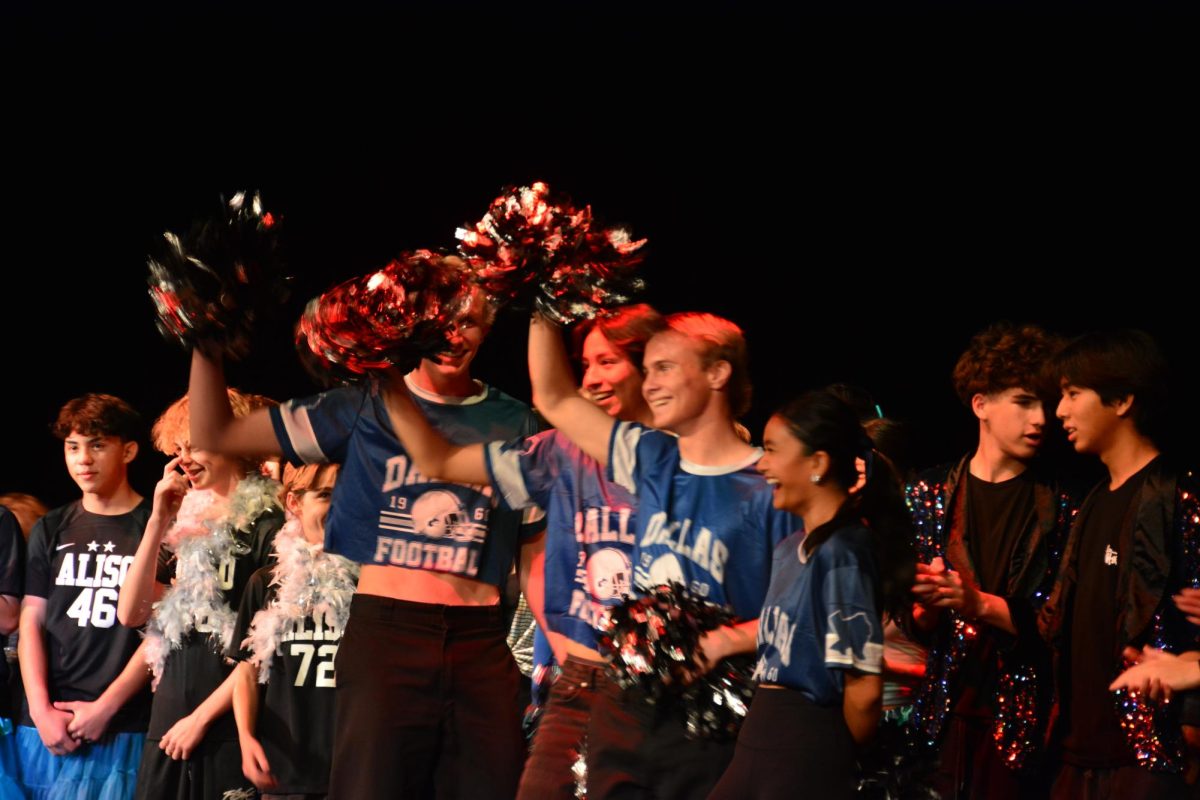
[278,403,328,464]
[486,440,534,510]
[610,421,642,495]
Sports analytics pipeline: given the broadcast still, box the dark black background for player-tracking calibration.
[3,2,1196,507]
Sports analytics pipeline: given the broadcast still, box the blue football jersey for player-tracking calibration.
[269,376,540,587]
[486,429,637,649]
[753,523,883,705]
[608,421,799,620]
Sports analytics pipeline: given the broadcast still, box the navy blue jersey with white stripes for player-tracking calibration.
[607,422,799,620]
[753,522,883,704]
[486,429,637,649]
[269,376,541,587]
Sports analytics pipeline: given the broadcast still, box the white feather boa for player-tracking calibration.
[144,475,282,685]
[241,518,359,683]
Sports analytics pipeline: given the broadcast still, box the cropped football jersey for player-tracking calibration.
[270,376,541,587]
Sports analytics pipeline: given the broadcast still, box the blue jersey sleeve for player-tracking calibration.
[609,422,681,498]
[485,431,562,512]
[269,387,369,467]
[820,548,883,674]
[608,421,644,495]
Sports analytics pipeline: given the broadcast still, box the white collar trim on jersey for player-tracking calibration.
[404,372,489,406]
[679,447,763,476]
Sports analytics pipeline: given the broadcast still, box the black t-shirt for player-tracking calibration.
[20,499,153,732]
[1061,463,1151,767]
[229,566,341,794]
[953,471,1037,717]
[0,507,25,719]
[147,509,282,740]
[965,471,1036,596]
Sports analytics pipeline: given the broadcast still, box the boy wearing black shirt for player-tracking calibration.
[909,323,1071,799]
[229,464,352,800]
[16,394,153,798]
[1041,329,1199,799]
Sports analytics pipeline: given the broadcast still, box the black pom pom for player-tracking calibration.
[598,583,753,740]
[147,191,288,359]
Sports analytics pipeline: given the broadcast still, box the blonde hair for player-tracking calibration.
[664,312,752,418]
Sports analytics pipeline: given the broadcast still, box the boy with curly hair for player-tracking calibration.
[908,323,1072,799]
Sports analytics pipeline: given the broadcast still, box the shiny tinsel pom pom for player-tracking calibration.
[598,583,752,740]
[294,250,472,385]
[456,181,646,325]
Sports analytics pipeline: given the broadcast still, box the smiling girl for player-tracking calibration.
[708,391,915,800]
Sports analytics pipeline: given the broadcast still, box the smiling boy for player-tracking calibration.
[187,274,544,799]
[16,394,153,799]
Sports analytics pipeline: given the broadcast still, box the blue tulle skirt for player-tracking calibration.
[16,726,145,800]
[0,718,25,800]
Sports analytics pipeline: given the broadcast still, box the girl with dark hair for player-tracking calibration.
[709,390,916,800]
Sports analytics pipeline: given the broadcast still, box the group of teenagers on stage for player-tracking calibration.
[2,257,1200,800]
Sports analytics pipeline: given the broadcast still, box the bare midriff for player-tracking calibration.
[562,637,604,662]
[358,564,500,606]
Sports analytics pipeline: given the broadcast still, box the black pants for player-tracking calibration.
[930,714,1050,800]
[1050,762,1189,800]
[516,656,609,800]
[327,594,524,800]
[585,674,736,800]
[134,737,249,800]
[708,688,855,800]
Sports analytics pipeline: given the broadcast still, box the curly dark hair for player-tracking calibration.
[52,394,142,442]
[952,322,1062,407]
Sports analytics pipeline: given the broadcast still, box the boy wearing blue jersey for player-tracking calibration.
[528,311,799,799]
[187,280,544,800]
[383,304,663,799]
[17,395,153,800]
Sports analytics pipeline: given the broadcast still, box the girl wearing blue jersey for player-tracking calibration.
[528,311,799,800]
[383,304,662,800]
[708,391,916,800]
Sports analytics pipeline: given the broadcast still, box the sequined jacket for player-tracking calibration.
[1038,460,1200,773]
[908,455,1073,770]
